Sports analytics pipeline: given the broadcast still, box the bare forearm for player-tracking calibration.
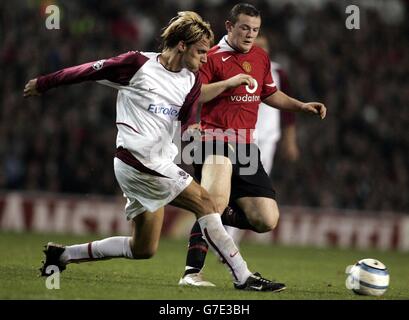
[264,90,327,119]
[263,90,303,112]
[198,73,254,104]
[199,81,230,104]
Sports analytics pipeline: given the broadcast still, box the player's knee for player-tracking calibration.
[250,211,279,232]
[265,215,279,231]
[265,210,280,231]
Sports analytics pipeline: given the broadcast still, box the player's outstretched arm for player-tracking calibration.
[264,89,327,119]
[23,51,146,98]
[23,60,110,98]
[199,73,254,104]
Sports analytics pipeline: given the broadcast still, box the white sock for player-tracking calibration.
[60,236,133,264]
[198,213,252,284]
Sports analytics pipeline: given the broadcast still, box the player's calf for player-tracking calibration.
[129,209,163,259]
[130,246,157,259]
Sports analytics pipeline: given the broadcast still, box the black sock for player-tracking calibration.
[221,203,259,232]
[183,221,209,276]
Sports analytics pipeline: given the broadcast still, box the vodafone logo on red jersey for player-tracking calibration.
[230,79,260,103]
[230,95,260,102]
[245,78,258,93]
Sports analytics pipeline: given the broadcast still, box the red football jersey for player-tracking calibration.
[199,36,277,143]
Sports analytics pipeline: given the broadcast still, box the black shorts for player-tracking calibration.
[192,140,276,202]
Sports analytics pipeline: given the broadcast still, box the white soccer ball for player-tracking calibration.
[345,258,389,296]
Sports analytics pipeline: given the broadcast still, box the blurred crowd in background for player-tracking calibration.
[1,0,408,212]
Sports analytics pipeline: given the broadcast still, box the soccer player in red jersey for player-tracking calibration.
[24,11,284,291]
[179,4,326,287]
[225,33,300,244]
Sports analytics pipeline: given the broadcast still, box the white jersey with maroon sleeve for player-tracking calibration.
[37,51,200,165]
[37,51,199,217]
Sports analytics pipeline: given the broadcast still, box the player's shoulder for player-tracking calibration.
[138,51,159,60]
[112,51,153,65]
[203,45,231,71]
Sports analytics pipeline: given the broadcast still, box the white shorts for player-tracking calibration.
[114,157,193,220]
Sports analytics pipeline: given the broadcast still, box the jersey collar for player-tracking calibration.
[218,36,254,55]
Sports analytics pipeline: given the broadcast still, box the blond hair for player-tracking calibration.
[161,11,214,50]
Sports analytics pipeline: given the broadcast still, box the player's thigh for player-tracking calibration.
[131,207,164,258]
[171,179,217,218]
[235,196,280,230]
[201,155,233,210]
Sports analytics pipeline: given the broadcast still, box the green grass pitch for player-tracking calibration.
[0,231,408,300]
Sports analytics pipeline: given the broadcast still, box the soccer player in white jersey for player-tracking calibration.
[24,11,285,291]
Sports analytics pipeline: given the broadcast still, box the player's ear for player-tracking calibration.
[225,20,234,33]
[177,41,187,53]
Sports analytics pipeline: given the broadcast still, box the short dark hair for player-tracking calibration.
[228,3,260,24]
